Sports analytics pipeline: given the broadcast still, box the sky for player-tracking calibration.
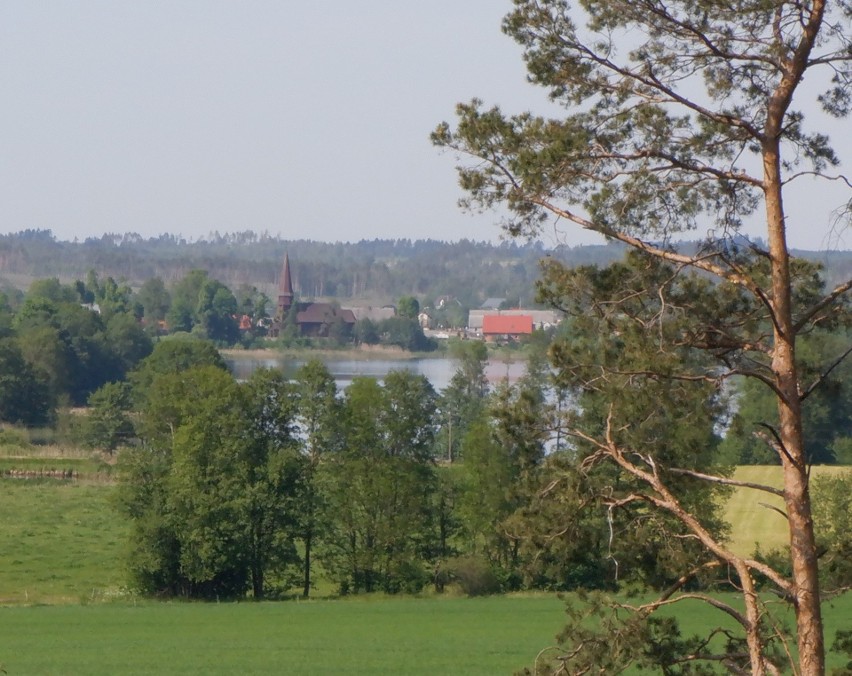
[0,2,849,251]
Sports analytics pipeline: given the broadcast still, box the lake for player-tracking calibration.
[225,354,526,392]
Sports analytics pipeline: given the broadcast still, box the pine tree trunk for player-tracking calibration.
[764,136,825,674]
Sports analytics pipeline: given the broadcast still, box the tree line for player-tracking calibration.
[0,271,438,429]
[3,230,850,315]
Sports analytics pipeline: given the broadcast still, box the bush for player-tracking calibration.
[445,555,502,597]
[0,425,31,450]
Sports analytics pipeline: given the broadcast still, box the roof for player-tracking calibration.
[481,297,505,310]
[296,302,356,325]
[345,305,397,322]
[482,314,534,335]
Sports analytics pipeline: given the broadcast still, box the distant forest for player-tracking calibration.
[1,229,850,308]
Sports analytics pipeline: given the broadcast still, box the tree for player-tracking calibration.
[722,328,852,465]
[196,278,239,344]
[353,317,380,345]
[136,277,171,325]
[433,2,851,672]
[396,295,420,319]
[293,360,342,598]
[82,381,134,451]
[166,269,208,334]
[240,368,306,599]
[323,373,437,594]
[438,340,490,462]
[120,365,304,599]
[105,312,153,379]
[130,337,226,406]
[0,337,53,425]
[379,316,436,352]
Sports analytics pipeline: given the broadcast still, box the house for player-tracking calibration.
[468,309,562,331]
[273,253,357,337]
[481,314,533,342]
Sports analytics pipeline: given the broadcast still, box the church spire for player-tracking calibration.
[277,252,294,317]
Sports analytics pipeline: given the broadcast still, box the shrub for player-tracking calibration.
[445,555,502,597]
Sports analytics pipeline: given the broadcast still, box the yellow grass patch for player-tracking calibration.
[724,465,852,556]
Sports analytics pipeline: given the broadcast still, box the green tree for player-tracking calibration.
[380,316,435,352]
[105,312,153,379]
[95,276,134,322]
[130,337,226,407]
[293,360,341,598]
[26,277,77,304]
[120,365,304,599]
[196,278,239,344]
[396,295,420,319]
[434,1,851,671]
[811,472,852,591]
[240,368,306,598]
[136,277,171,326]
[722,329,852,465]
[0,337,53,425]
[82,381,134,451]
[324,373,437,594]
[353,317,380,345]
[14,296,116,405]
[438,339,489,462]
[166,269,208,334]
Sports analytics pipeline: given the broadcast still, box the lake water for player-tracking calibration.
[225,355,526,393]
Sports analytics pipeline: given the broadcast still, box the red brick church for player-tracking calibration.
[274,253,356,337]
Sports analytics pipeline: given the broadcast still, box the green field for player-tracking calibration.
[0,593,849,674]
[2,470,852,673]
[0,481,127,604]
[0,596,566,675]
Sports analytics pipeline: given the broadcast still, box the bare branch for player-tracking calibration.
[667,468,784,497]
[793,277,852,334]
[799,344,852,402]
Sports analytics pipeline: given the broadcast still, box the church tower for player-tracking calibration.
[277,252,294,319]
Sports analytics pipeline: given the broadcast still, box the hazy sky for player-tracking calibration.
[1,2,849,250]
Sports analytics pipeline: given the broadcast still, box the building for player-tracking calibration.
[274,253,356,337]
[481,314,534,341]
[468,308,562,331]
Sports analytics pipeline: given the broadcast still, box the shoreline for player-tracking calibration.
[220,345,443,361]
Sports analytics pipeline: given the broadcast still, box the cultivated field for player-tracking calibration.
[724,465,852,556]
[0,595,567,675]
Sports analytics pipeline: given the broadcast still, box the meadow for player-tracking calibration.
[2,466,851,673]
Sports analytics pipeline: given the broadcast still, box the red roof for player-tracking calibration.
[482,314,533,335]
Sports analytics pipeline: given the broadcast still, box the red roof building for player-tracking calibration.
[482,314,534,338]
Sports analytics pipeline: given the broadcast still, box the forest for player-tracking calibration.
[2,228,851,309]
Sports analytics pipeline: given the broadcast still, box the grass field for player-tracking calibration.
[0,593,849,674]
[0,481,128,604]
[0,596,566,675]
[2,467,852,673]
[724,465,852,556]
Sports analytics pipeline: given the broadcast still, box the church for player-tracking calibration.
[274,253,356,337]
